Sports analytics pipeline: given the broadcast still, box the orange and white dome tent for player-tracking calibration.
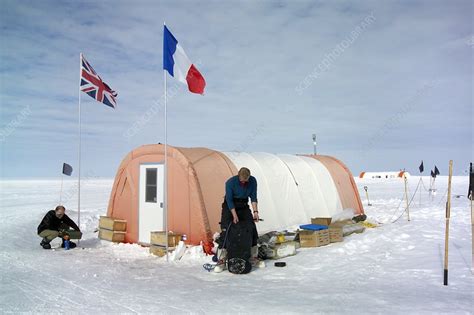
[107,144,364,249]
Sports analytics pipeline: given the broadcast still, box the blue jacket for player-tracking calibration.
[225,175,258,210]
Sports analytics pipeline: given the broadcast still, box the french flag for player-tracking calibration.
[163,25,206,95]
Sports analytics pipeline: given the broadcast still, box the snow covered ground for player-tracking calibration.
[0,176,472,314]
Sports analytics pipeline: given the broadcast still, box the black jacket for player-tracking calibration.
[37,210,80,234]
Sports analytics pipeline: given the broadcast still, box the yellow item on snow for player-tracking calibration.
[276,234,285,243]
[361,221,378,228]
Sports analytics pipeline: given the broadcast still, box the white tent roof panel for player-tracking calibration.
[299,156,343,217]
[277,154,331,218]
[222,152,344,232]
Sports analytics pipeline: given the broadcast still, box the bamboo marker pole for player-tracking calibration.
[404,175,410,221]
[443,160,453,285]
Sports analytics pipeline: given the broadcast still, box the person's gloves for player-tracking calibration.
[253,211,260,222]
[231,209,239,224]
[59,229,70,238]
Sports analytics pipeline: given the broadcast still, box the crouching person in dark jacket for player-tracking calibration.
[37,205,82,249]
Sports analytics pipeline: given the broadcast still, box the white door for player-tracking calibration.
[139,164,164,244]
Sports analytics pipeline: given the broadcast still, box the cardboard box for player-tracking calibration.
[99,216,127,232]
[149,245,174,257]
[99,228,126,242]
[150,231,182,247]
[311,217,332,226]
[298,229,330,247]
[328,225,344,243]
[264,241,298,259]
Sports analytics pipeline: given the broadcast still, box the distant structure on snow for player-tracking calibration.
[359,171,410,179]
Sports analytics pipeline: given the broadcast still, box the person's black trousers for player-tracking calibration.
[219,198,258,249]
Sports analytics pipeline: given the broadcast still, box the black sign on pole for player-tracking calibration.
[62,163,73,176]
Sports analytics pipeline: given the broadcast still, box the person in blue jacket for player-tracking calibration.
[215,167,264,272]
[225,167,259,226]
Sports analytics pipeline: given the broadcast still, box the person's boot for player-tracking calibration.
[214,248,227,273]
[40,238,51,250]
[250,246,265,268]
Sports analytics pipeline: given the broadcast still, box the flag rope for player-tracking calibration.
[391,180,421,223]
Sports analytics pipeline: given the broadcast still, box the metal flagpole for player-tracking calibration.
[312,134,317,155]
[163,22,169,262]
[78,53,82,230]
[429,176,434,200]
[59,173,64,205]
[419,177,422,206]
[469,162,473,272]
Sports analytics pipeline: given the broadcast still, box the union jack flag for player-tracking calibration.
[80,54,117,108]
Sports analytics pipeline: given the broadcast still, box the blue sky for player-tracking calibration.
[0,0,472,178]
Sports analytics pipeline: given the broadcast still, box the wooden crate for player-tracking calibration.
[99,228,126,242]
[328,226,344,243]
[150,231,182,247]
[299,229,330,247]
[311,217,332,226]
[99,216,127,232]
[149,245,174,257]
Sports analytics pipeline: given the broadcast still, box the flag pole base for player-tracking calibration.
[443,269,448,286]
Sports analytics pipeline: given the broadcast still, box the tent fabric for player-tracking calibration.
[297,155,343,216]
[107,144,363,245]
[107,145,237,244]
[221,152,347,233]
[174,147,238,241]
[277,155,331,218]
[307,155,364,215]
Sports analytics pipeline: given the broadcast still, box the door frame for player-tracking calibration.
[137,162,164,244]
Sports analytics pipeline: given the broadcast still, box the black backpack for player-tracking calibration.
[226,221,252,274]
